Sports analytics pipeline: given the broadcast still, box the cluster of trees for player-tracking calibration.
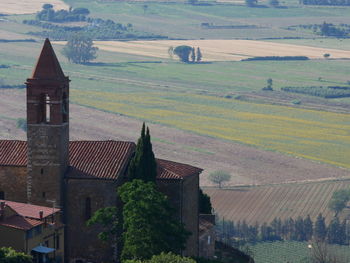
[281,86,350,98]
[242,56,309,61]
[62,33,98,64]
[36,4,89,22]
[0,247,32,263]
[171,46,203,63]
[294,22,350,37]
[217,213,350,246]
[245,0,280,7]
[300,0,350,5]
[24,17,138,41]
[88,124,190,262]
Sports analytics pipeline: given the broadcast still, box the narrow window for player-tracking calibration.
[56,235,60,249]
[85,197,91,220]
[0,191,4,200]
[45,94,51,123]
[41,168,44,175]
[62,92,68,123]
[42,192,46,198]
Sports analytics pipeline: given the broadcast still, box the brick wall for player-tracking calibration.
[0,166,27,203]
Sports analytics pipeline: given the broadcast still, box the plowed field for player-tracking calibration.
[205,180,350,224]
[0,0,68,15]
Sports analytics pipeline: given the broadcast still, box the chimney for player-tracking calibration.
[39,211,44,220]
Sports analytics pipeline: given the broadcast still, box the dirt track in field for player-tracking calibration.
[54,39,350,61]
[1,89,349,186]
[0,0,68,15]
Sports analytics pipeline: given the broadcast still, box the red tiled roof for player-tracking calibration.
[0,200,59,219]
[157,159,203,180]
[0,140,202,180]
[0,215,42,230]
[69,141,135,179]
[0,140,27,166]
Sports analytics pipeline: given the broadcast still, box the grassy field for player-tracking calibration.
[0,39,349,169]
[249,241,350,263]
[205,180,350,224]
[54,39,350,61]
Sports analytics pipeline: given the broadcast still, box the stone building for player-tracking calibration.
[0,39,203,263]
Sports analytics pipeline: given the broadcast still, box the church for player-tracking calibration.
[0,39,204,263]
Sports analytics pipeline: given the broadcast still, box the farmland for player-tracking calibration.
[249,241,350,263]
[205,179,350,224]
[0,0,68,15]
[53,39,350,61]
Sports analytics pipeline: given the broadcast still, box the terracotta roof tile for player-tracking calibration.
[0,199,59,219]
[0,140,202,180]
[0,215,42,230]
[156,159,203,180]
[68,140,135,179]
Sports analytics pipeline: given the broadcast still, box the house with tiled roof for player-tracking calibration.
[0,200,64,263]
[0,39,203,263]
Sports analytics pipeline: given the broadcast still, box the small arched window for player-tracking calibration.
[62,92,68,123]
[85,197,91,220]
[0,191,4,200]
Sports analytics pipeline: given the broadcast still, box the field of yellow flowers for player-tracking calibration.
[72,90,350,169]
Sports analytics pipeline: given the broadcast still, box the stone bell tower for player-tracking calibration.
[26,39,69,207]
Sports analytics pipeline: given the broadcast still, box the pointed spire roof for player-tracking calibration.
[31,38,66,80]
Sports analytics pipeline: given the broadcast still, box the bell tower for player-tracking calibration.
[26,39,69,207]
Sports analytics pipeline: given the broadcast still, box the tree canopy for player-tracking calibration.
[119,180,189,261]
[124,252,196,263]
[128,123,157,182]
[0,247,32,263]
[173,45,193,63]
[208,170,231,188]
[328,189,350,216]
[199,189,212,214]
[62,33,98,64]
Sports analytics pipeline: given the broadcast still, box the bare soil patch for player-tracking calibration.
[0,0,68,15]
[1,89,349,186]
[73,39,350,61]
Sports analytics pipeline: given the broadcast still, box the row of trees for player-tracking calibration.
[217,214,350,246]
[301,0,350,5]
[281,86,350,98]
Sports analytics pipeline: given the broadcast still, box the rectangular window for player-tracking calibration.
[0,191,4,199]
[56,235,60,250]
[45,94,50,123]
[26,229,33,239]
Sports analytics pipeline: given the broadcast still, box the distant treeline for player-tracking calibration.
[281,86,350,98]
[301,0,350,6]
[200,23,261,29]
[0,85,25,89]
[23,6,166,40]
[242,56,309,61]
[0,39,36,43]
[217,214,348,246]
[288,23,350,37]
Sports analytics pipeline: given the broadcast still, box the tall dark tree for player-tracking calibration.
[314,213,327,241]
[191,47,196,63]
[128,123,157,182]
[118,179,189,261]
[304,215,313,241]
[327,217,341,244]
[199,188,212,214]
[196,47,202,62]
[173,45,192,63]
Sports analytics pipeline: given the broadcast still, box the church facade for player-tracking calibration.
[0,39,202,263]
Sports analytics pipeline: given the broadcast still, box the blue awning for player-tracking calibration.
[32,245,55,254]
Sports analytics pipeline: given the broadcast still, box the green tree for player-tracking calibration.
[62,33,98,64]
[314,213,327,241]
[199,188,212,214]
[245,0,258,7]
[196,47,202,62]
[208,170,231,188]
[119,180,189,261]
[328,189,350,216]
[42,3,53,9]
[191,47,196,63]
[269,0,279,7]
[173,45,192,63]
[304,215,313,241]
[0,247,32,263]
[125,252,196,263]
[128,123,157,182]
[87,206,119,241]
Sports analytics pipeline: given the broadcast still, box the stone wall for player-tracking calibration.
[0,166,27,203]
[65,177,120,263]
